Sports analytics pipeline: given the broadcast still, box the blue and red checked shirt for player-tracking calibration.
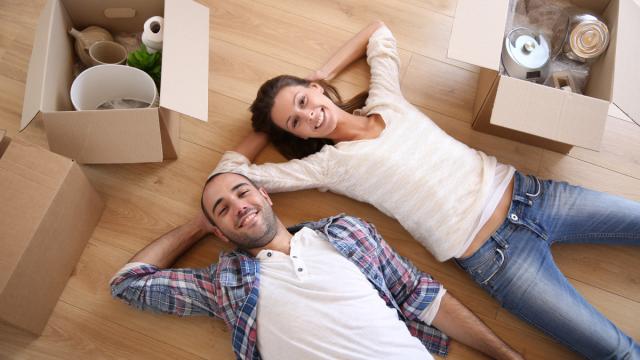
[110,215,449,360]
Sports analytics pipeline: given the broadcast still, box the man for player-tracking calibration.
[111,172,522,360]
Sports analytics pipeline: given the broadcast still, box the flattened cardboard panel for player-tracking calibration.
[20,0,55,130]
[159,107,179,160]
[447,0,510,70]
[0,163,103,335]
[473,77,572,153]
[492,77,607,150]
[61,0,163,33]
[43,108,163,163]
[160,0,209,122]
[611,0,640,124]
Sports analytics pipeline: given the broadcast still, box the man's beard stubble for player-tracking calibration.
[222,204,278,251]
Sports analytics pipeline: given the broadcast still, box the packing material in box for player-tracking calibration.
[0,130,104,335]
[448,0,639,152]
[20,0,209,164]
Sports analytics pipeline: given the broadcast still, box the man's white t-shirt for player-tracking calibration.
[256,227,440,360]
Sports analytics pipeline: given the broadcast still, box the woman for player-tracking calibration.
[213,21,640,359]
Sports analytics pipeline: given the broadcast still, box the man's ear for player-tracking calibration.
[258,187,273,206]
[211,227,230,243]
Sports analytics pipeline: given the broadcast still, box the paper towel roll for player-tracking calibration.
[142,16,164,53]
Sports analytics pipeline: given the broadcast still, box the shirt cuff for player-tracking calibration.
[418,285,446,325]
[109,262,150,284]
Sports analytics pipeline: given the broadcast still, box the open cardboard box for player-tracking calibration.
[448,0,640,152]
[0,130,104,335]
[20,0,209,163]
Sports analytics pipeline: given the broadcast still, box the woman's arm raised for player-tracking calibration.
[308,20,385,81]
[234,131,269,162]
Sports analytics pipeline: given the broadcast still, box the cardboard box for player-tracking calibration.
[20,0,210,163]
[448,0,639,152]
[0,130,104,335]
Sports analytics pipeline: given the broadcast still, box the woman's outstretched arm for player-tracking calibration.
[233,131,269,162]
[308,20,385,81]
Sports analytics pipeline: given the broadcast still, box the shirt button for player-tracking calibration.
[510,213,519,222]
[297,267,303,272]
[292,255,298,259]
[266,252,272,257]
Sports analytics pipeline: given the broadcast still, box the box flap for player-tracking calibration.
[20,0,56,130]
[491,76,608,150]
[43,108,163,163]
[159,0,209,122]
[611,0,640,124]
[447,0,510,70]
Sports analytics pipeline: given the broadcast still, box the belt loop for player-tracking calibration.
[525,175,541,198]
[491,232,509,250]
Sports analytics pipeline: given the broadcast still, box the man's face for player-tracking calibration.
[202,173,278,250]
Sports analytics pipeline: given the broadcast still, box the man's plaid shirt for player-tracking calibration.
[110,215,449,359]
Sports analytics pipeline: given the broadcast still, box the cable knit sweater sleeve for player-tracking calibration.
[210,148,330,193]
[365,25,402,103]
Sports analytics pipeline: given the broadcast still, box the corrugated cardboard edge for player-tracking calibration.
[0,161,104,335]
[447,0,510,70]
[159,0,209,122]
[20,0,55,131]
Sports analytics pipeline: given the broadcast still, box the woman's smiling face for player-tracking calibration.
[270,82,339,139]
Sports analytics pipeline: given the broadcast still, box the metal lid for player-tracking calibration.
[504,27,550,70]
[567,15,609,60]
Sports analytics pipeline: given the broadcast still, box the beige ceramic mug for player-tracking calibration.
[88,41,127,66]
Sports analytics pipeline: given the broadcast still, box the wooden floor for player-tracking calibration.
[1,0,639,358]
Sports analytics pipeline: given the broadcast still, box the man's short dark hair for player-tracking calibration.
[200,172,259,226]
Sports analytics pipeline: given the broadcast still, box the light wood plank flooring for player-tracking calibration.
[1,0,639,358]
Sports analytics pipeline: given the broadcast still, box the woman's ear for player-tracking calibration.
[309,82,323,92]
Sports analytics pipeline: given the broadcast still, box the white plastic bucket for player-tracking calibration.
[70,64,158,111]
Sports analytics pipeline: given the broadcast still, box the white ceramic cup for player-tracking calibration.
[70,64,158,111]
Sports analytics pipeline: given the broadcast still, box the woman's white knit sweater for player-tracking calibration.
[213,26,501,261]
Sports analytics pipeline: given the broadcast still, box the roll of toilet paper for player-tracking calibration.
[142,16,164,53]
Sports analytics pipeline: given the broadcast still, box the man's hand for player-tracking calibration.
[196,211,218,235]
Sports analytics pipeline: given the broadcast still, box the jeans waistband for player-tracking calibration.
[512,171,542,206]
[460,171,542,256]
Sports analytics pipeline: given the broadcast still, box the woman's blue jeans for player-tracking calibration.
[456,171,640,359]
